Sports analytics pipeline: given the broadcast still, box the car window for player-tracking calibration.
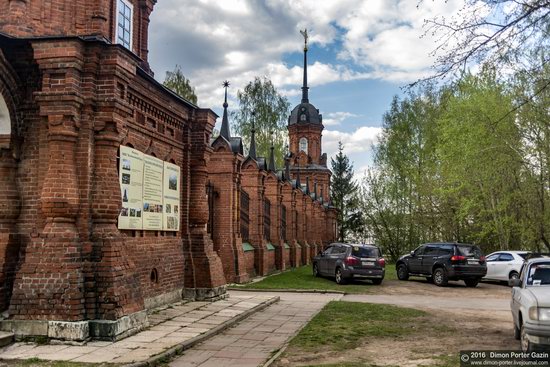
[323,247,334,255]
[486,253,500,262]
[352,246,379,258]
[438,245,454,256]
[457,245,482,258]
[334,246,346,254]
[526,262,550,286]
[414,246,426,256]
[499,253,514,262]
[424,246,439,256]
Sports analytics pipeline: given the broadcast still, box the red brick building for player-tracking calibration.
[0,0,337,341]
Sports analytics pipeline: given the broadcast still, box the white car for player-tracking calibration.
[483,251,530,282]
[510,257,550,351]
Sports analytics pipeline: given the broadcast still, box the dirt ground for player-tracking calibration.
[373,278,512,299]
[275,279,517,367]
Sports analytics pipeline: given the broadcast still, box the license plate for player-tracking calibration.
[468,259,479,265]
[362,261,375,266]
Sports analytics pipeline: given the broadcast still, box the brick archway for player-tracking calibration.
[0,51,20,151]
[0,49,22,311]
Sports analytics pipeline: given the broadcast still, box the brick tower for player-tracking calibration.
[288,29,331,202]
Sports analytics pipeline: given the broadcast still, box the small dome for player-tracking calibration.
[288,102,322,126]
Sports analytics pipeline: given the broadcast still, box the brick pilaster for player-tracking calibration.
[91,126,144,320]
[10,114,85,321]
[241,163,270,276]
[183,109,226,297]
[209,144,249,283]
[265,174,284,271]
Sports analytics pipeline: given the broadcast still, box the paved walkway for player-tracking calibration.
[169,291,343,367]
[0,293,277,364]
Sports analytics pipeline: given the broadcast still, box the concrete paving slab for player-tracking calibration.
[0,292,279,365]
[169,291,342,367]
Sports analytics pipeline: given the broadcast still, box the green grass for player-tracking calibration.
[289,301,426,351]
[236,264,397,293]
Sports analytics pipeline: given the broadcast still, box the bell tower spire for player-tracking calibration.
[220,81,231,140]
[300,28,309,104]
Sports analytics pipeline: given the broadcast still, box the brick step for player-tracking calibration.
[0,331,14,347]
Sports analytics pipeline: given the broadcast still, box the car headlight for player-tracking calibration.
[528,307,550,321]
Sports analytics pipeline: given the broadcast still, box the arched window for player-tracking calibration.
[0,95,11,149]
[299,137,308,153]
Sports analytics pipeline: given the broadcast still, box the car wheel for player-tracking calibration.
[313,263,320,277]
[335,268,346,285]
[514,323,521,340]
[509,271,519,282]
[371,278,383,285]
[397,264,409,281]
[464,278,480,287]
[521,323,534,352]
[433,268,448,287]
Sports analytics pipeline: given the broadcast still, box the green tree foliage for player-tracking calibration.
[331,142,364,242]
[231,77,290,167]
[163,65,198,105]
[362,67,550,261]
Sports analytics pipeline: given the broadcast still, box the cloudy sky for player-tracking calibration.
[148,0,465,178]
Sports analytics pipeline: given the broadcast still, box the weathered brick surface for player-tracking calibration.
[240,161,269,276]
[0,32,222,322]
[0,0,155,70]
[0,0,337,330]
[209,141,249,284]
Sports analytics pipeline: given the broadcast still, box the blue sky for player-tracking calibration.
[148,0,466,179]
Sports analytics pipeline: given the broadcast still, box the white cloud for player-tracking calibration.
[324,126,383,157]
[149,0,467,108]
[322,127,383,182]
[324,112,360,127]
[337,0,467,82]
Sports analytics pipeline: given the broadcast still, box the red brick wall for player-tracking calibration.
[208,141,248,283]
[240,161,270,276]
[244,250,255,278]
[0,0,155,66]
[0,34,224,320]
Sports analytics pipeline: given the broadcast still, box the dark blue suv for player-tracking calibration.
[396,243,487,287]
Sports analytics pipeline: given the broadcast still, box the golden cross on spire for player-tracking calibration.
[300,28,309,51]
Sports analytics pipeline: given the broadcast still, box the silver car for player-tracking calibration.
[509,256,550,351]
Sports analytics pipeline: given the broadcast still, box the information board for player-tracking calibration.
[117,146,180,231]
[142,154,164,230]
[118,146,144,229]
[163,161,181,231]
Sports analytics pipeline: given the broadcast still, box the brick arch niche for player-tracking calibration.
[0,75,21,312]
[0,94,10,148]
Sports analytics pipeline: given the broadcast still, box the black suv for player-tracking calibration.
[396,243,487,287]
[313,243,385,285]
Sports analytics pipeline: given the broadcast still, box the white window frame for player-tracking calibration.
[299,137,308,153]
[116,0,134,50]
